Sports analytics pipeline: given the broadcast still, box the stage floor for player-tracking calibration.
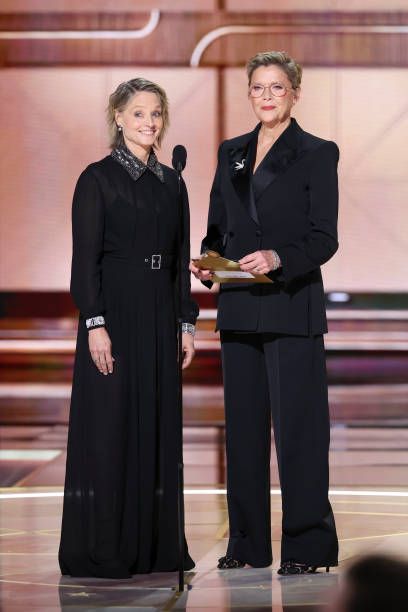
[1,487,407,611]
[1,427,408,611]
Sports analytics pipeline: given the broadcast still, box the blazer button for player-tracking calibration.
[256,230,262,237]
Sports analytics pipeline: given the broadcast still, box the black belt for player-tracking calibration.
[104,252,175,269]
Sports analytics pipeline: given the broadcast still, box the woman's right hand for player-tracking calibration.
[189,260,213,282]
[88,327,114,375]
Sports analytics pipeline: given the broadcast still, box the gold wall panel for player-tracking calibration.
[1,10,407,68]
[0,0,217,12]
[226,0,408,10]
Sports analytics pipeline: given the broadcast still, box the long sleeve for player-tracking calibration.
[179,176,199,324]
[201,143,227,256]
[276,141,339,285]
[70,168,105,321]
[199,144,227,289]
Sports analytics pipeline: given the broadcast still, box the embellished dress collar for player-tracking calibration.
[111,146,164,183]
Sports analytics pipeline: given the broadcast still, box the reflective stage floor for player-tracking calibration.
[1,426,408,611]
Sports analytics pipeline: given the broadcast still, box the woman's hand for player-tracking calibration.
[239,250,280,275]
[189,260,213,282]
[88,327,115,375]
[182,332,195,370]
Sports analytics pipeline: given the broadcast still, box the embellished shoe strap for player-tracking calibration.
[280,561,312,574]
[218,555,245,569]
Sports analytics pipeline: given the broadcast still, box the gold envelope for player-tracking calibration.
[192,251,273,284]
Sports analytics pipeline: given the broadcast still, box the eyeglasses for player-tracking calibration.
[248,82,293,98]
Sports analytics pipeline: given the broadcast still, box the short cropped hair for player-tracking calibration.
[246,51,302,89]
[107,78,169,149]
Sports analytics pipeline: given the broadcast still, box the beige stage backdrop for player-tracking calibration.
[1,66,407,291]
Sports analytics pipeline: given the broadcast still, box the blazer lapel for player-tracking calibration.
[228,125,260,225]
[252,118,302,202]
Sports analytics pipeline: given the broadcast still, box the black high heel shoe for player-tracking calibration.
[217,555,245,569]
[278,561,330,575]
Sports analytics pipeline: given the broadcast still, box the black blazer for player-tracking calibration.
[201,118,339,335]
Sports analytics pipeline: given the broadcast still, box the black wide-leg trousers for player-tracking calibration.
[220,331,338,568]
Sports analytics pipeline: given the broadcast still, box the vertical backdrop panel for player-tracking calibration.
[223,67,408,291]
[0,67,217,290]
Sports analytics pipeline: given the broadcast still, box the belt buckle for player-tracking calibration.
[151,254,161,270]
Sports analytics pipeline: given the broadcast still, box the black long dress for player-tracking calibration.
[59,149,198,578]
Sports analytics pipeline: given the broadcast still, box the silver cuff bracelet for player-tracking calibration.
[272,250,282,270]
[86,315,105,329]
[181,322,195,336]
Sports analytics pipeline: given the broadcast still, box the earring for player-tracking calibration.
[117,125,122,132]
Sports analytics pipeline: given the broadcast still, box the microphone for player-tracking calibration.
[172,145,187,173]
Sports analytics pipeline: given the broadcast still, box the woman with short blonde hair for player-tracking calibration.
[192,51,339,575]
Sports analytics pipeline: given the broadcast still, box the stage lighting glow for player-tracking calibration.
[327,292,351,303]
[1,489,408,500]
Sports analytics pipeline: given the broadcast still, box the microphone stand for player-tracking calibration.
[175,160,186,594]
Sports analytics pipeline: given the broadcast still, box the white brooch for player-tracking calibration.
[234,159,246,171]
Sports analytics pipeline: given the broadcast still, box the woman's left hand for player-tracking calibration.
[182,332,195,370]
[239,250,276,275]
